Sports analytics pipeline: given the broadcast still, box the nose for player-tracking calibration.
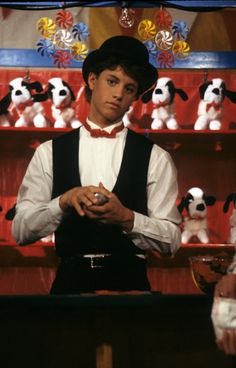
[59,89,67,96]
[196,203,205,211]
[212,88,220,95]
[155,88,162,95]
[15,90,23,96]
[112,85,124,100]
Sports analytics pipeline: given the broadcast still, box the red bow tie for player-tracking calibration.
[83,121,124,138]
[206,102,222,112]
[153,101,169,108]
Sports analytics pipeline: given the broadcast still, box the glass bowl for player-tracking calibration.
[189,255,232,294]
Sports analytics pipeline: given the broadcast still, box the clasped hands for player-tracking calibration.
[59,182,134,232]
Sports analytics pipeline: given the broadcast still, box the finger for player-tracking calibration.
[79,189,100,207]
[74,202,85,216]
[98,182,112,199]
[220,330,236,356]
[227,330,236,355]
[84,204,108,216]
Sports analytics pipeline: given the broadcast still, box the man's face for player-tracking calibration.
[87,66,138,127]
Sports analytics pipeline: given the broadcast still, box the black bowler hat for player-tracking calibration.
[82,35,158,94]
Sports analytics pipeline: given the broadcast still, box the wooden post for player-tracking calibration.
[96,343,113,368]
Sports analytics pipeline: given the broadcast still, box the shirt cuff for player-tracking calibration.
[48,196,65,221]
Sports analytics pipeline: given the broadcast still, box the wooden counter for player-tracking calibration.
[0,293,234,368]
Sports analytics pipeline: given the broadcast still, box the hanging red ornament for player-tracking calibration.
[52,50,71,68]
[55,9,73,29]
[154,8,172,29]
[157,51,175,68]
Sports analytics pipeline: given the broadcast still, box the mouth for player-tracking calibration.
[106,102,121,109]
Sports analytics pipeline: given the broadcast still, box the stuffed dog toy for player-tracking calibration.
[223,193,236,244]
[194,77,236,130]
[39,77,82,129]
[178,187,216,244]
[141,77,188,129]
[0,77,48,127]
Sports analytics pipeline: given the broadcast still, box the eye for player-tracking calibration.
[125,85,136,95]
[107,78,116,86]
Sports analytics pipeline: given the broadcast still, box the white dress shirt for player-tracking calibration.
[227,254,236,274]
[12,120,181,255]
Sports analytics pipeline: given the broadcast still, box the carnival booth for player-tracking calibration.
[0,2,236,367]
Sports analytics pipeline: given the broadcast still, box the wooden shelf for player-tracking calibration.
[0,127,70,150]
[132,128,236,151]
[1,127,236,151]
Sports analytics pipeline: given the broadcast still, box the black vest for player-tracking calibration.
[52,128,153,256]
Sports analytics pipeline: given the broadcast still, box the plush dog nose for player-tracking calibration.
[59,89,67,96]
[196,203,205,211]
[15,90,23,96]
[155,88,162,95]
[212,88,220,95]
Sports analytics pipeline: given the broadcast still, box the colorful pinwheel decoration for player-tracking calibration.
[138,7,190,68]
[36,9,90,68]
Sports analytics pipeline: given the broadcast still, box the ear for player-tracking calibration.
[141,88,154,103]
[177,197,187,214]
[5,204,16,220]
[175,88,188,101]
[204,195,216,206]
[28,81,43,92]
[62,81,75,101]
[224,89,236,103]
[32,92,49,102]
[199,83,208,99]
[0,92,12,114]
[87,72,97,91]
[223,193,235,213]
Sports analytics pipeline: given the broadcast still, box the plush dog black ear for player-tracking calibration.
[204,195,216,206]
[0,92,12,114]
[26,81,43,93]
[5,204,16,220]
[32,92,49,102]
[175,88,188,101]
[223,193,236,213]
[199,81,211,100]
[141,88,154,103]
[224,89,236,103]
[62,81,76,101]
[177,197,186,213]
[177,194,192,214]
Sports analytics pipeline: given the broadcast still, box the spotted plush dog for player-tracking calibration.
[194,77,236,130]
[141,76,188,129]
[0,77,47,127]
[42,77,82,129]
[178,187,216,244]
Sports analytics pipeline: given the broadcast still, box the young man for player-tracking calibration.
[12,35,181,294]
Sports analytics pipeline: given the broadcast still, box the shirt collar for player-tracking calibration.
[86,118,124,134]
